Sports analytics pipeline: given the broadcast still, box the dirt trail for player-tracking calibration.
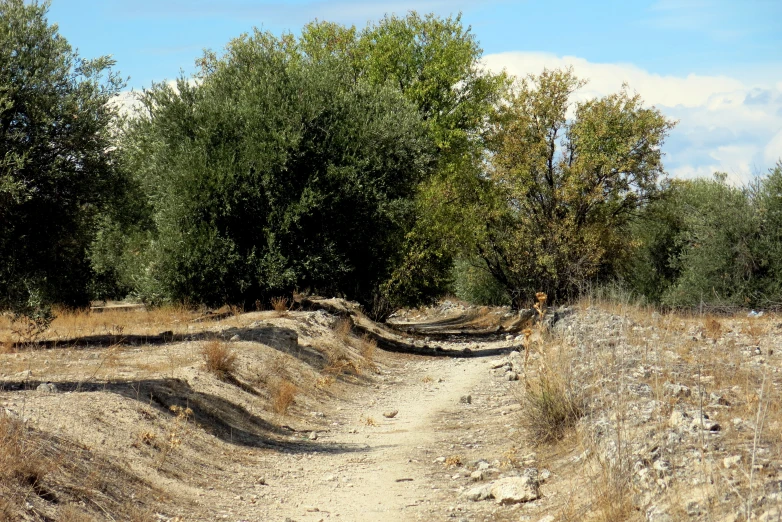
[270,355,494,521]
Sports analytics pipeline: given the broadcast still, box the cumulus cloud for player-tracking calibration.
[483,51,782,184]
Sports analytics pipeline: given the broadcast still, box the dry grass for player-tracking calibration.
[270,296,290,316]
[271,379,297,415]
[332,316,353,340]
[519,371,585,444]
[0,304,202,345]
[359,334,378,372]
[201,340,237,380]
[0,412,52,502]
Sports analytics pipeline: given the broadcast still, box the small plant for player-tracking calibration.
[364,416,378,426]
[201,340,237,380]
[703,317,722,340]
[332,316,353,340]
[519,372,585,444]
[270,296,289,316]
[444,455,463,467]
[157,405,193,469]
[359,334,378,372]
[272,379,297,415]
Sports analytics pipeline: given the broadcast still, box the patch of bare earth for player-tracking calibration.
[1,298,780,521]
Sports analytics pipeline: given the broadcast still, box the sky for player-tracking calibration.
[46,0,782,184]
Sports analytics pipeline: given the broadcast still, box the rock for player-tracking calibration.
[710,392,730,406]
[505,334,514,342]
[723,455,741,469]
[229,334,241,342]
[383,410,398,419]
[36,382,58,393]
[434,456,447,463]
[462,483,493,501]
[538,516,556,522]
[669,409,691,429]
[490,476,540,504]
[460,395,472,404]
[470,470,484,481]
[15,370,32,380]
[663,382,692,398]
[506,371,519,381]
[308,431,318,441]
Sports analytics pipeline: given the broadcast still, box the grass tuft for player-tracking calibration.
[201,340,237,380]
[272,379,297,415]
[519,372,585,444]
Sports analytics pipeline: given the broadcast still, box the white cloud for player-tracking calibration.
[483,51,782,184]
[765,130,782,164]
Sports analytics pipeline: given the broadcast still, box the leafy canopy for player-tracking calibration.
[476,68,675,306]
[0,0,125,324]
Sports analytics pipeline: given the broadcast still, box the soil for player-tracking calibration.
[3,299,781,522]
[1,301,544,522]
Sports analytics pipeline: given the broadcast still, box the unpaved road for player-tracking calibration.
[203,346,537,522]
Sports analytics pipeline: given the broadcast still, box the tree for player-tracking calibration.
[299,14,510,308]
[0,0,125,324]
[102,29,433,313]
[477,68,675,306]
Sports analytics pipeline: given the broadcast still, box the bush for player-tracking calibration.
[451,258,511,306]
[105,31,432,313]
[622,168,782,309]
[201,340,237,380]
[0,0,126,319]
[520,372,585,444]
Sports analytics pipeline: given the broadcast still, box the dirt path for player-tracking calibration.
[214,347,524,522]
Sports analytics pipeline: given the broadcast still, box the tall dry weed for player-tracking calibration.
[201,340,237,380]
[271,379,297,415]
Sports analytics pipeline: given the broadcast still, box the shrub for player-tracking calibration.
[520,372,585,444]
[201,340,237,380]
[271,380,297,415]
[451,257,511,306]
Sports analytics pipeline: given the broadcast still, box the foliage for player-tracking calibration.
[300,14,510,309]
[623,163,782,308]
[103,30,433,310]
[451,258,511,306]
[477,68,675,307]
[0,0,126,323]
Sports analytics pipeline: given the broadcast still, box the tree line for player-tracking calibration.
[2,0,781,329]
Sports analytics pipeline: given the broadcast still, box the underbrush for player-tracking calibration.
[0,412,157,521]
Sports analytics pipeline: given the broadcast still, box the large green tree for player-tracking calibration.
[99,30,433,313]
[299,14,510,308]
[0,0,125,322]
[477,68,675,306]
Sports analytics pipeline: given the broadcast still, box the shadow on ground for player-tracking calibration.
[0,377,368,455]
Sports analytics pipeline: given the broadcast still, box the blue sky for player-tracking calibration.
[47,0,782,182]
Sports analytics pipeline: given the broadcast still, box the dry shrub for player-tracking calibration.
[359,334,378,371]
[520,372,585,444]
[272,379,297,415]
[444,455,463,467]
[703,316,722,339]
[270,296,289,314]
[0,339,13,354]
[332,316,353,340]
[201,340,237,380]
[590,461,636,522]
[0,412,50,484]
[321,340,361,376]
[364,416,378,426]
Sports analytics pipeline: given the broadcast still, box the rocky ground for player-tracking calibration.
[1,298,781,521]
